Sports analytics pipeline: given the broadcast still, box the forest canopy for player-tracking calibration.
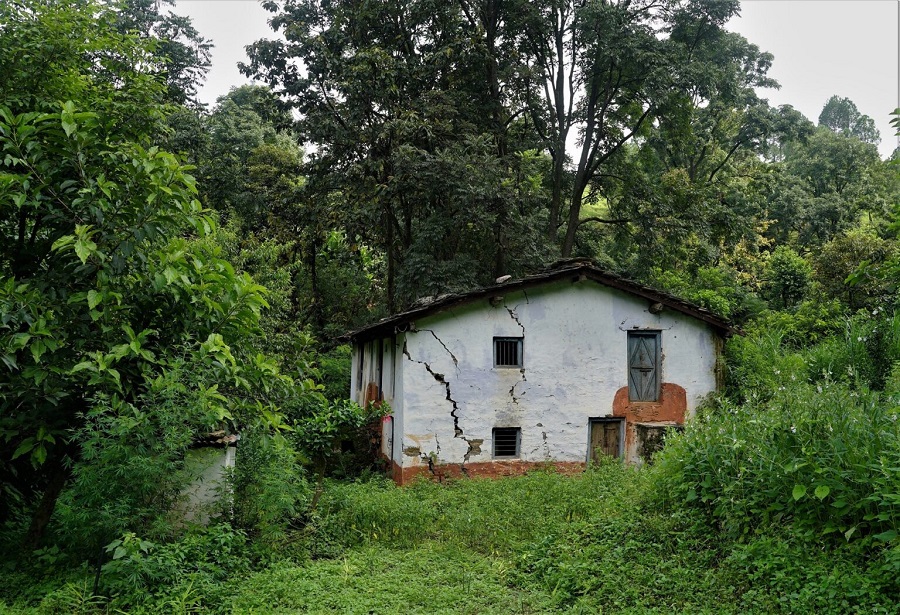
[1,0,899,612]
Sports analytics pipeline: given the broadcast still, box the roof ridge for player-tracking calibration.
[340,263,736,343]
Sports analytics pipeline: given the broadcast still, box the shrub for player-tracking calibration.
[747,298,845,349]
[231,431,311,552]
[652,383,900,545]
[814,232,896,310]
[763,246,811,309]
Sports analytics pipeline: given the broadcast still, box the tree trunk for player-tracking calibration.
[308,235,324,333]
[561,172,589,257]
[547,145,567,242]
[24,460,68,550]
[386,211,396,313]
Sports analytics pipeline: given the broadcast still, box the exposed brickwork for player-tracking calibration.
[612,382,687,461]
[391,459,585,486]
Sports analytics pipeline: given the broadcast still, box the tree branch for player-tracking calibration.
[577,216,630,228]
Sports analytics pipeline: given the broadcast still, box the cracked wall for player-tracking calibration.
[366,280,719,482]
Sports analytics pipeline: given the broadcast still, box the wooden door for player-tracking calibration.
[590,420,622,462]
[628,332,660,401]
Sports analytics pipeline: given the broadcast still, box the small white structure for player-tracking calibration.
[179,432,237,524]
[345,262,732,484]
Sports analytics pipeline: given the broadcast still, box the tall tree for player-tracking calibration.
[522,0,670,255]
[559,2,780,268]
[242,0,783,302]
[520,0,774,256]
[818,95,881,146]
[243,0,548,309]
[0,0,283,547]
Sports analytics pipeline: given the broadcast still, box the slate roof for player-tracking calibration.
[342,259,736,343]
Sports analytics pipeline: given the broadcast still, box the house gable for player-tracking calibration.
[343,262,734,347]
[348,265,729,483]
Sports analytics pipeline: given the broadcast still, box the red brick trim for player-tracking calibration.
[391,459,584,486]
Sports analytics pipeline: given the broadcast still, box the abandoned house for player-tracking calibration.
[344,261,734,485]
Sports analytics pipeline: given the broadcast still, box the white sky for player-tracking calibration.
[173,0,900,159]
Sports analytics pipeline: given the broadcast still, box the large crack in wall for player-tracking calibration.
[505,302,527,405]
[505,304,526,335]
[509,369,527,404]
[403,340,463,438]
[419,329,459,371]
[402,302,529,477]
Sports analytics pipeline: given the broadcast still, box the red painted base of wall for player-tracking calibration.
[612,382,687,460]
[391,459,585,486]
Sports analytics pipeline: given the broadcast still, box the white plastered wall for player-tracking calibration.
[393,280,719,471]
[352,336,405,462]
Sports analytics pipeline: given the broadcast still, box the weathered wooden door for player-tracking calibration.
[628,332,660,401]
[590,420,622,461]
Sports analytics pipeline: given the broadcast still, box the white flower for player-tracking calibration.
[790,426,797,433]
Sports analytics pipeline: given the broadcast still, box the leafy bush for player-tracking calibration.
[649,310,900,611]
[653,383,900,545]
[723,326,806,403]
[763,246,811,309]
[52,362,230,559]
[746,298,845,348]
[802,311,900,390]
[814,232,896,310]
[100,524,248,599]
[231,432,311,553]
[647,265,765,322]
[726,533,899,614]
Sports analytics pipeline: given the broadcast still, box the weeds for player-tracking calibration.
[5,314,900,614]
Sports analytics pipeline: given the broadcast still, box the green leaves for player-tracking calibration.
[73,225,99,264]
[60,101,78,137]
[793,484,831,502]
[10,425,58,467]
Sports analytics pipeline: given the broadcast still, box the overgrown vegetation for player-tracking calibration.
[2,0,900,612]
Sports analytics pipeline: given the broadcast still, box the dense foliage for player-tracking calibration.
[1,0,899,612]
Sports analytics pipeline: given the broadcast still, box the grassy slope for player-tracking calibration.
[226,466,736,615]
[3,460,895,613]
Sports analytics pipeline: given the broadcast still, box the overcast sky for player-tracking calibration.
[173,0,900,159]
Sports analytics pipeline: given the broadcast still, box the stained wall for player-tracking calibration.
[355,279,720,481]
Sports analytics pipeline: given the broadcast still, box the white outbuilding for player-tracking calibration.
[345,261,733,484]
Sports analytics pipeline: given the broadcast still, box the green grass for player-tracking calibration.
[3,464,897,614]
[7,313,900,613]
[229,544,554,614]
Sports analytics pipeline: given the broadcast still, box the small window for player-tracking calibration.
[494,337,523,367]
[492,427,520,458]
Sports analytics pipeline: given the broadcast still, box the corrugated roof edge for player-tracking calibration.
[339,261,739,344]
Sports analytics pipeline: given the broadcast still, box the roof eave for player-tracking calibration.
[340,264,736,343]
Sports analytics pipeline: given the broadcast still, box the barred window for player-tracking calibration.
[494,337,523,368]
[492,427,521,458]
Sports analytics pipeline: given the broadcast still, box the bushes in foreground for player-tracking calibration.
[5,313,900,613]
